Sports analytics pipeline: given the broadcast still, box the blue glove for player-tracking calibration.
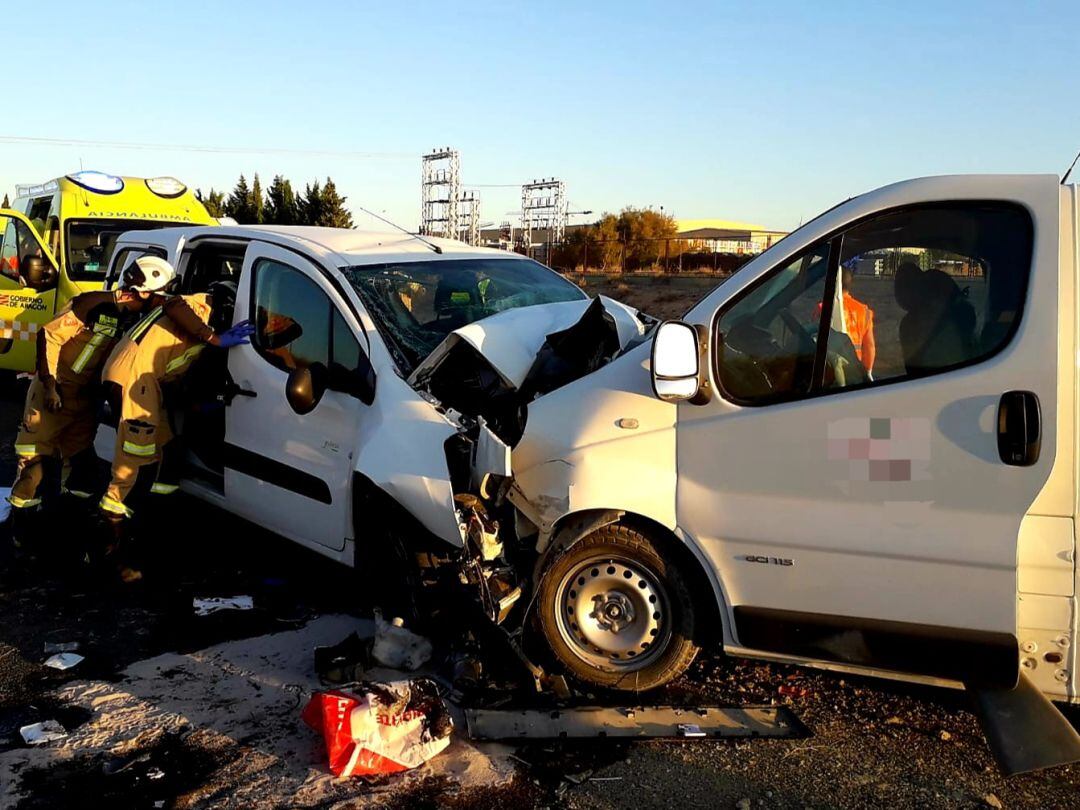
[218,320,256,349]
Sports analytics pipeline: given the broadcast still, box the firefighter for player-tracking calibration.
[6,257,168,553]
[98,265,252,579]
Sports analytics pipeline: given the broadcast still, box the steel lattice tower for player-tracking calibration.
[420,148,460,238]
[459,191,481,246]
[521,178,566,250]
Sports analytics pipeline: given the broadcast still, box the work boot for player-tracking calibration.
[9,504,43,560]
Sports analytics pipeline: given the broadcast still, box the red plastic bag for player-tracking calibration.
[302,680,453,777]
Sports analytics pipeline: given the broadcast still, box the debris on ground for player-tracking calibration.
[43,641,81,655]
[315,631,371,684]
[192,595,254,616]
[371,611,432,671]
[43,653,84,671]
[19,720,67,746]
[464,705,799,741]
[302,679,453,777]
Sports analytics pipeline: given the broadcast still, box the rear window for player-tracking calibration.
[65,219,194,281]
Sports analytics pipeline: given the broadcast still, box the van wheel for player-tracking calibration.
[536,524,699,692]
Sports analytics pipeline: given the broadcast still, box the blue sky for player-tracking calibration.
[3,0,1078,231]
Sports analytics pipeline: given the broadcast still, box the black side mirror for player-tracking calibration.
[21,257,57,291]
[286,362,328,415]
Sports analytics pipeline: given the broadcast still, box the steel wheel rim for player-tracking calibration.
[554,554,671,672]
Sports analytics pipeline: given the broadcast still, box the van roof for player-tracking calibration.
[125,224,533,266]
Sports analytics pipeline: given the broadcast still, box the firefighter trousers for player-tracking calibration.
[100,376,180,519]
[10,378,98,510]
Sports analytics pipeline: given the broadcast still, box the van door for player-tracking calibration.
[224,242,369,554]
[676,176,1060,688]
[0,210,60,371]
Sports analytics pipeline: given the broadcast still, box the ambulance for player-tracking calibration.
[0,172,216,372]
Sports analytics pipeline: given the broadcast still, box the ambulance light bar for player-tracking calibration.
[145,177,187,198]
[66,171,125,194]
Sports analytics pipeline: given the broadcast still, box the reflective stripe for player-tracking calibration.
[150,482,179,495]
[8,495,41,508]
[165,345,205,375]
[122,440,157,457]
[14,444,37,457]
[128,306,164,342]
[71,332,109,374]
[99,496,133,518]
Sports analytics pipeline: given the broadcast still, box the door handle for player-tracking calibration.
[997,390,1040,467]
[221,379,258,406]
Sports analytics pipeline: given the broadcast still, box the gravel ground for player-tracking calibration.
[1,278,1079,807]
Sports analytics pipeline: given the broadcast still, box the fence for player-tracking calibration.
[515,236,782,276]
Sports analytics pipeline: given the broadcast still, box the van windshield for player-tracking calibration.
[65,219,194,281]
[342,257,586,372]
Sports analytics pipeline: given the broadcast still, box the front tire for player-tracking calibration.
[536,523,700,691]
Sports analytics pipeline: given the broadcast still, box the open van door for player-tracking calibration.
[675,175,1062,690]
[0,210,59,371]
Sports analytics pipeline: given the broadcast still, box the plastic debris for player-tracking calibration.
[315,631,370,685]
[193,596,254,616]
[43,641,81,654]
[20,720,67,746]
[302,679,452,777]
[371,611,433,671]
[44,653,84,670]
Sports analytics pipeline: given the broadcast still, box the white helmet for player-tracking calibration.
[123,255,176,293]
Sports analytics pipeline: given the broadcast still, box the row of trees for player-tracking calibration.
[196,174,354,228]
[552,208,682,271]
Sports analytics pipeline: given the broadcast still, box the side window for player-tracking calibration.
[716,243,831,403]
[330,308,372,398]
[253,259,331,372]
[824,205,1031,388]
[714,203,1033,405]
[0,215,45,284]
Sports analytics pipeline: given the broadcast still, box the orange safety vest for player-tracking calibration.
[814,292,875,367]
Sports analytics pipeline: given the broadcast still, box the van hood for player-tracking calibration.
[409,296,652,444]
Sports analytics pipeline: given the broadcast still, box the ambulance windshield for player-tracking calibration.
[343,257,586,372]
[65,219,193,281]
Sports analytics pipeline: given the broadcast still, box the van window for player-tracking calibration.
[714,203,1034,405]
[0,216,45,283]
[252,259,331,372]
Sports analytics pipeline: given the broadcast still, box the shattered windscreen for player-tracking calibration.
[342,258,587,373]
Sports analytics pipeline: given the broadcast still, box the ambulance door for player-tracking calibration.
[224,242,373,556]
[0,210,60,372]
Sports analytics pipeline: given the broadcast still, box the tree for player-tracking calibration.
[298,180,323,226]
[195,188,225,218]
[250,173,265,225]
[1,193,9,209]
[317,178,353,228]
[225,174,257,223]
[264,175,299,225]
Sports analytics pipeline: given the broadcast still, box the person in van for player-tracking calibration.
[6,258,173,554]
[815,261,877,374]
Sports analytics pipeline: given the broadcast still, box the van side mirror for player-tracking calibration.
[651,321,710,403]
[286,362,329,415]
[21,257,57,291]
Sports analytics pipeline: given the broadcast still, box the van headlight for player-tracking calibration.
[146,177,187,198]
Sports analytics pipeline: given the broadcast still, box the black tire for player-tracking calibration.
[536,523,700,692]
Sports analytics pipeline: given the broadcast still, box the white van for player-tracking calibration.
[101,177,1077,719]
[512,174,1080,709]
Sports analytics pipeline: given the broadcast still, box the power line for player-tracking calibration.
[0,135,413,160]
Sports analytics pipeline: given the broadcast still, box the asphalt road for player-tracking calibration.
[0,366,1078,807]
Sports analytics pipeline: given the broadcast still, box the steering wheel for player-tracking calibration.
[778,310,818,390]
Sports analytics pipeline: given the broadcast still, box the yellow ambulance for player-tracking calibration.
[0,171,216,372]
